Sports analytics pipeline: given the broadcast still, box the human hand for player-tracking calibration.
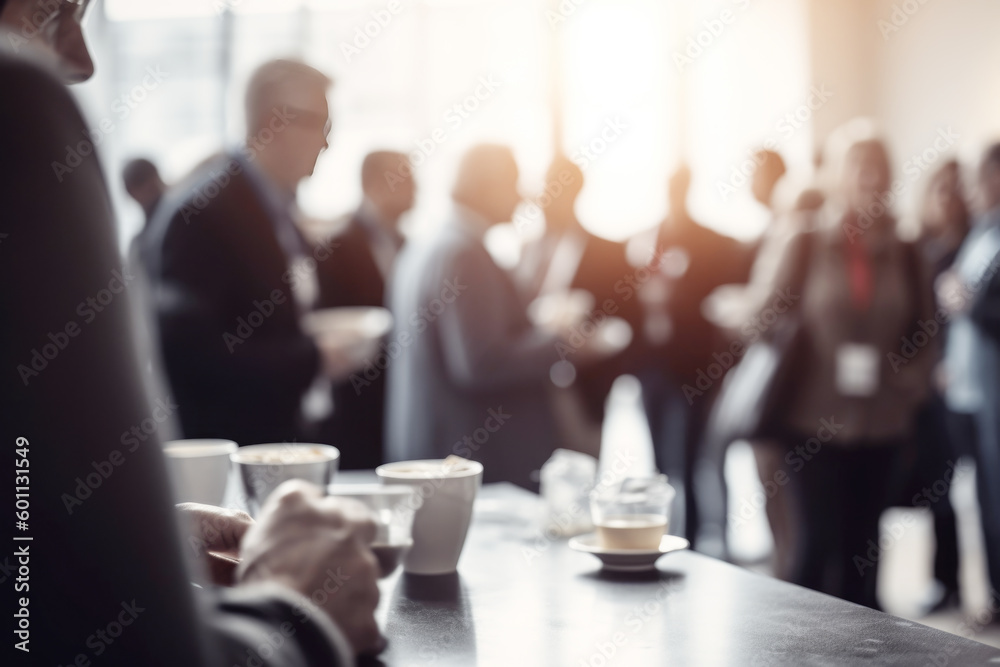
[936,270,969,316]
[235,480,382,655]
[177,503,254,586]
[314,333,367,380]
[559,316,633,364]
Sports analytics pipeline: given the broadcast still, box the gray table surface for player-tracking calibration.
[336,473,1000,666]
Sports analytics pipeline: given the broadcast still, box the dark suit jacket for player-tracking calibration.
[964,218,1000,459]
[139,155,320,446]
[315,212,399,469]
[519,227,644,422]
[317,212,389,307]
[649,215,752,385]
[386,212,563,490]
[0,50,345,666]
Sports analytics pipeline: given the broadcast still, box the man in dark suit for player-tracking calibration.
[316,151,414,469]
[0,2,379,664]
[637,165,753,546]
[140,59,347,447]
[386,145,609,489]
[942,142,1000,595]
[516,156,642,450]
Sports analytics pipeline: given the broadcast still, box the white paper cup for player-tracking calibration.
[163,439,238,506]
[232,443,340,516]
[376,459,483,575]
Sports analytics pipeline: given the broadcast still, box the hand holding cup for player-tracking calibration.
[236,480,383,655]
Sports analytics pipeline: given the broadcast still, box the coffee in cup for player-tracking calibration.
[375,457,483,575]
[590,475,675,550]
[231,443,340,516]
[163,439,237,506]
[328,484,416,577]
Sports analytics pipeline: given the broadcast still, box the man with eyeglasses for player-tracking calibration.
[138,58,356,449]
[1,1,379,665]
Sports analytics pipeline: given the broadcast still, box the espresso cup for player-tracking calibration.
[163,439,238,506]
[376,459,483,575]
[328,484,416,577]
[231,443,340,516]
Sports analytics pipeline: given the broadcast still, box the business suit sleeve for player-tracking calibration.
[154,201,320,391]
[205,585,353,667]
[436,244,563,390]
[0,54,343,667]
[970,269,1000,342]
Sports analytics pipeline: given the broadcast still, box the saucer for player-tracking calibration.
[568,533,690,572]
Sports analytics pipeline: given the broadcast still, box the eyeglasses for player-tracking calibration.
[34,0,92,48]
[62,0,92,22]
[285,106,333,139]
[37,0,92,29]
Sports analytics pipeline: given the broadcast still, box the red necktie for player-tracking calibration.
[846,241,872,311]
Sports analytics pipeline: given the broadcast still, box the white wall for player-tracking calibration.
[875,0,1000,216]
[807,0,1000,220]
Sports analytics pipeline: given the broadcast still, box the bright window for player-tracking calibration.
[77,0,809,251]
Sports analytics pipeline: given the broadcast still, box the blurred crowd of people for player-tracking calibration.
[123,56,1000,614]
[5,0,1000,663]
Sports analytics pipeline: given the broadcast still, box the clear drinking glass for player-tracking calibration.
[590,475,675,550]
[328,484,416,577]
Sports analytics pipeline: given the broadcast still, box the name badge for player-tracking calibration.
[836,343,879,397]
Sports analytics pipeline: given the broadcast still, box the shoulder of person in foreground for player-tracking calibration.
[969,263,1000,342]
[0,49,352,667]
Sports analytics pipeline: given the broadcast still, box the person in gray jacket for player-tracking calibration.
[385,144,602,490]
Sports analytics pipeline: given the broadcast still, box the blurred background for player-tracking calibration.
[73,0,1000,258]
[66,0,1000,636]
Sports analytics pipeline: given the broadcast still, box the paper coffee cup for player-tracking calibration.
[376,459,483,575]
[163,439,238,506]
